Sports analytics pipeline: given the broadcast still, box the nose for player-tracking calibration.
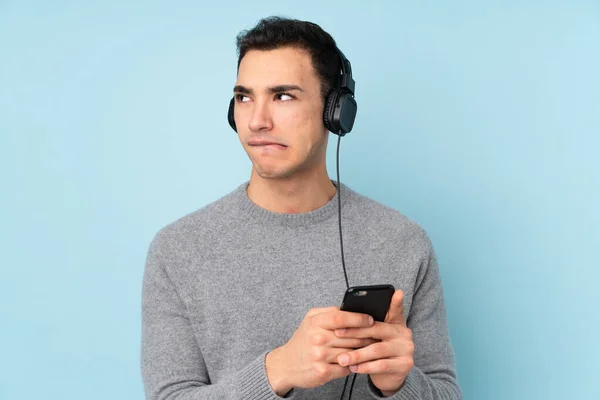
[248,99,273,132]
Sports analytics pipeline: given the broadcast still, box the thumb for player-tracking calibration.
[306,306,339,318]
[384,290,406,326]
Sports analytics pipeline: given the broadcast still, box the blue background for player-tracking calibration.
[1,1,598,399]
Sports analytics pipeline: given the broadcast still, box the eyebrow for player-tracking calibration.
[233,84,304,95]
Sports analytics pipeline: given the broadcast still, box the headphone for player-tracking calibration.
[227,46,357,136]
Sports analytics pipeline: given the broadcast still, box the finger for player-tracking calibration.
[385,290,406,326]
[334,321,400,340]
[313,346,360,364]
[311,332,377,349]
[336,341,398,367]
[329,337,378,349]
[348,356,413,375]
[306,306,339,318]
[308,346,348,365]
[321,363,352,381]
[317,310,374,331]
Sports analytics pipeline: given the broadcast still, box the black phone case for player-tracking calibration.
[340,284,395,322]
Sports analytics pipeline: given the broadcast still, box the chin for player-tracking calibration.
[253,164,296,180]
[255,170,294,180]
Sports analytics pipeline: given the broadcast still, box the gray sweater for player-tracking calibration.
[141,181,462,399]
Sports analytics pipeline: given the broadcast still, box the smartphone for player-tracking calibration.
[340,284,395,322]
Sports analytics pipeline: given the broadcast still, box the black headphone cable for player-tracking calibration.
[335,131,358,400]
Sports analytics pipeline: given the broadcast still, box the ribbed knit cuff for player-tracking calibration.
[238,350,297,399]
[367,369,420,399]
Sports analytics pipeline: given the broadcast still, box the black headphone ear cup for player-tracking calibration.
[227,98,237,132]
[324,90,356,136]
[336,91,357,135]
[323,90,340,133]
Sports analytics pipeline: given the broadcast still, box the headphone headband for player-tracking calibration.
[335,47,355,95]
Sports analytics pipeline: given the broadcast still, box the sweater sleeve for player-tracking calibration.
[367,233,462,400]
[140,233,295,400]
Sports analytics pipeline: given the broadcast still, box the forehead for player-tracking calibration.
[236,47,319,89]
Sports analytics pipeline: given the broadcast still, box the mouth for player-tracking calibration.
[248,139,288,149]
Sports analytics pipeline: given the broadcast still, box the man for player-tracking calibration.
[141,16,462,399]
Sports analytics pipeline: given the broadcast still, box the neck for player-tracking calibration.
[246,168,337,214]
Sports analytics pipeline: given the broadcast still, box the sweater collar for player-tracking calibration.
[233,180,351,228]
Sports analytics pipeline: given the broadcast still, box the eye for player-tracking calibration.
[235,94,251,103]
[276,93,294,101]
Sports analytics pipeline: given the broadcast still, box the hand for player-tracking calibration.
[334,290,414,396]
[265,306,378,396]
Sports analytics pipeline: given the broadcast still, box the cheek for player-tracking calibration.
[276,107,324,147]
[277,107,309,129]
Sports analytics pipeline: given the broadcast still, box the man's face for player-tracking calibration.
[233,47,328,180]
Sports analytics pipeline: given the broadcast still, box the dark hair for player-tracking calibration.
[236,16,341,100]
